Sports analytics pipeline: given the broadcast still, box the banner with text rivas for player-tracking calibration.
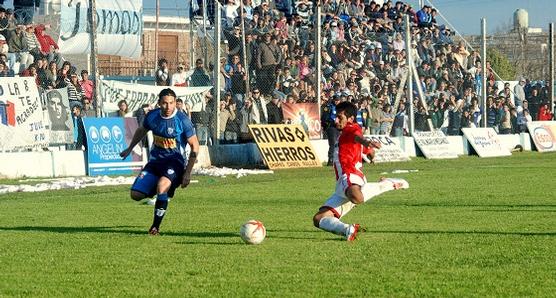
[527,121,556,152]
[462,128,512,157]
[83,117,144,176]
[282,103,322,139]
[44,87,74,145]
[0,77,48,151]
[58,0,143,58]
[99,80,211,114]
[363,135,411,163]
[249,124,321,169]
[413,131,458,159]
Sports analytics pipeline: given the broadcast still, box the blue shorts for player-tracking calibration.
[131,160,185,198]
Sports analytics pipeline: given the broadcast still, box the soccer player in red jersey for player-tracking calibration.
[312,101,408,241]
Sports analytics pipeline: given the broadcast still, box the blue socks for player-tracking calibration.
[151,193,168,229]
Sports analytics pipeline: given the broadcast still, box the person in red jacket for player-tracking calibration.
[33,24,62,67]
[537,102,554,121]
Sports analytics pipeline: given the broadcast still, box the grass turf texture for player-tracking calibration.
[1,152,555,297]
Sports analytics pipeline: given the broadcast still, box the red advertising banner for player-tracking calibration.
[281,103,321,140]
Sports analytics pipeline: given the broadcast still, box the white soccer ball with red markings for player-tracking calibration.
[240,220,266,245]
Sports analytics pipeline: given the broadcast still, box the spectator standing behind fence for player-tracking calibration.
[171,64,188,87]
[56,61,71,88]
[34,24,62,68]
[14,0,39,25]
[156,58,170,86]
[218,95,237,143]
[266,96,283,124]
[79,70,94,104]
[117,100,129,117]
[67,72,83,104]
[71,104,86,150]
[0,34,7,55]
[256,32,281,96]
[250,87,268,124]
[189,59,210,87]
[23,25,39,61]
[7,24,33,73]
[239,97,255,142]
[538,102,554,121]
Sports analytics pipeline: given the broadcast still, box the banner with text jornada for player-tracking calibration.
[58,0,143,58]
[363,135,411,163]
[249,124,321,169]
[527,121,556,152]
[0,77,48,151]
[99,80,211,115]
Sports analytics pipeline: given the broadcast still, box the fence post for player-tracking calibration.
[550,23,554,117]
[214,1,221,146]
[316,1,322,134]
[481,18,487,127]
[404,15,414,135]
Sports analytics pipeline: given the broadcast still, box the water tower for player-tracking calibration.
[514,9,529,31]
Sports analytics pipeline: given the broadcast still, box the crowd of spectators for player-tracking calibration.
[197,0,555,144]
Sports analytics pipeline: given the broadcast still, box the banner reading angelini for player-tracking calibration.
[83,117,144,176]
[44,87,74,145]
[248,124,321,169]
[0,77,48,151]
[58,0,143,58]
[281,103,322,139]
[99,80,211,114]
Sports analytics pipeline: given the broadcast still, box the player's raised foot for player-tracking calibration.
[380,177,409,190]
[144,198,156,205]
[345,224,360,241]
[148,226,160,236]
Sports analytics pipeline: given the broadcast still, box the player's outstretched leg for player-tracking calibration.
[361,177,409,203]
[149,193,168,235]
[313,210,360,241]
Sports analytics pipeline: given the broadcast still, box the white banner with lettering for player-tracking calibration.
[413,130,458,159]
[462,128,512,157]
[99,80,211,114]
[363,135,410,163]
[0,77,48,151]
[58,0,143,58]
[527,121,556,152]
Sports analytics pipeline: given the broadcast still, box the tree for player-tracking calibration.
[486,48,516,81]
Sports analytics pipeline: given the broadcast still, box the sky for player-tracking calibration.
[144,0,556,36]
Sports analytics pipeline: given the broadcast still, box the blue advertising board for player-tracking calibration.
[83,117,144,176]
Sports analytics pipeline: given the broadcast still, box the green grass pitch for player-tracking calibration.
[1,152,555,296]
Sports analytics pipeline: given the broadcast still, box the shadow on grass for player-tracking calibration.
[367,230,556,236]
[400,204,556,208]
[0,225,237,238]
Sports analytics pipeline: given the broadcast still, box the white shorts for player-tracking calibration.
[321,173,367,219]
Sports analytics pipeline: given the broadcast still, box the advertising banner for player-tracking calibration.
[363,135,411,163]
[58,0,143,58]
[527,121,556,152]
[462,128,512,157]
[44,87,74,145]
[413,130,458,159]
[0,77,48,151]
[99,80,211,114]
[248,124,321,169]
[83,117,144,176]
[282,103,322,139]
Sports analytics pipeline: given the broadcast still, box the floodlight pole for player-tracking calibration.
[214,1,222,146]
[550,23,555,117]
[316,2,322,128]
[405,15,414,135]
[89,0,101,117]
[481,18,487,127]
[239,0,249,97]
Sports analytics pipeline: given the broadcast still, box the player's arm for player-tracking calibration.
[354,134,381,150]
[120,126,148,159]
[182,134,200,188]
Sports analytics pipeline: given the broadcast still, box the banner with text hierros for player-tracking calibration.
[527,121,556,152]
[249,124,321,169]
[99,80,212,115]
[413,131,458,159]
[462,128,512,157]
[58,0,143,58]
[0,77,48,151]
[363,135,411,163]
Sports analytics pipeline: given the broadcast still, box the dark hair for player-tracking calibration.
[335,101,358,119]
[158,88,177,102]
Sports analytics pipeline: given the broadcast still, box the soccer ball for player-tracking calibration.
[240,220,266,245]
